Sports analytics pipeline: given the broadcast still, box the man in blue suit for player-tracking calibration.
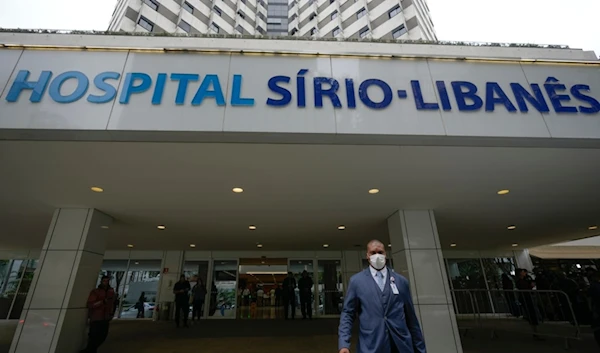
[338,240,426,353]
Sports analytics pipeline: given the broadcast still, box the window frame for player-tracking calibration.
[178,20,191,33]
[183,1,194,14]
[137,16,155,32]
[356,7,366,19]
[210,22,220,33]
[388,4,401,18]
[213,6,222,16]
[331,10,338,20]
[359,26,369,38]
[143,0,159,11]
[332,26,341,36]
[392,24,407,39]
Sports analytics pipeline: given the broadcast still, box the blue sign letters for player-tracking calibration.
[5,69,600,115]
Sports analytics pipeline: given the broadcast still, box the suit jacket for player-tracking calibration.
[338,268,426,353]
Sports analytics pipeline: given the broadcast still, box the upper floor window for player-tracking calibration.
[392,24,407,39]
[238,11,246,19]
[183,1,194,14]
[138,16,154,31]
[333,27,341,36]
[143,0,159,11]
[356,7,366,19]
[310,27,317,35]
[388,5,401,18]
[213,6,222,16]
[331,11,338,20]
[210,22,220,33]
[359,26,369,38]
[178,20,191,33]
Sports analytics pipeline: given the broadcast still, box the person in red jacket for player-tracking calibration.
[80,275,115,353]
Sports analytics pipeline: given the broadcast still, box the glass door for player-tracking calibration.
[318,259,343,317]
[183,260,210,320]
[288,259,316,319]
[208,259,238,319]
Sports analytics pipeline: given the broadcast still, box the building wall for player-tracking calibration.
[108,0,436,40]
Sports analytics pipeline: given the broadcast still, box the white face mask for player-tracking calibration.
[369,254,386,270]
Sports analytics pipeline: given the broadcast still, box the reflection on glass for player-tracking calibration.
[318,260,343,316]
[0,259,38,319]
[446,258,492,314]
[183,260,209,320]
[289,260,315,318]
[98,259,161,319]
[9,259,37,319]
[482,258,516,290]
[210,260,237,318]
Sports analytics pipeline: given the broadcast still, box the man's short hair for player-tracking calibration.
[367,239,384,248]
[101,275,110,281]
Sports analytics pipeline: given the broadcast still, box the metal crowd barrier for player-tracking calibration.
[451,289,581,349]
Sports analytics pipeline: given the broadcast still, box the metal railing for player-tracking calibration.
[451,289,581,348]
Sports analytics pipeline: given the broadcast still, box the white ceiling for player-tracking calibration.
[0,140,599,251]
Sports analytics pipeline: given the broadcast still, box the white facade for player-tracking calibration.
[108,0,437,40]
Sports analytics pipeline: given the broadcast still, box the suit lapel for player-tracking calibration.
[384,269,394,313]
[363,269,383,301]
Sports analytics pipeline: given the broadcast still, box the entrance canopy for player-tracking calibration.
[0,140,599,251]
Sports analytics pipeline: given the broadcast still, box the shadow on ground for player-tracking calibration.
[1,319,599,353]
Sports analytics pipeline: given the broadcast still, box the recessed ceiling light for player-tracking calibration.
[101,225,109,229]
[388,244,392,247]
[157,225,166,230]
[507,225,516,230]
[589,225,598,230]
[497,189,510,195]
[368,189,380,194]
[127,244,134,248]
[135,262,139,265]
[337,225,345,230]
[512,243,519,247]
[257,244,263,248]
[450,243,457,247]
[323,244,329,248]
[190,244,196,248]
[249,225,257,230]
[261,261,265,264]
[232,187,244,193]
[91,186,104,193]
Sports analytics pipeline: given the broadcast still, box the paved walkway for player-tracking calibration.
[1,319,599,353]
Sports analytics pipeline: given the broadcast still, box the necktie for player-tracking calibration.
[376,272,384,292]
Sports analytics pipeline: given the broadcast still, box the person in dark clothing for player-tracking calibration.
[515,268,542,339]
[173,274,191,327]
[588,271,600,348]
[136,292,146,318]
[502,273,519,317]
[282,272,297,319]
[298,270,314,319]
[80,276,115,353]
[275,285,283,306]
[191,278,207,321]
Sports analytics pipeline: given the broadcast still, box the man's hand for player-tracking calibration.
[339,349,350,353]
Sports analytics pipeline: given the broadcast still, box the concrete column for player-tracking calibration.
[514,249,534,272]
[156,251,184,319]
[387,210,462,353]
[10,209,112,353]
